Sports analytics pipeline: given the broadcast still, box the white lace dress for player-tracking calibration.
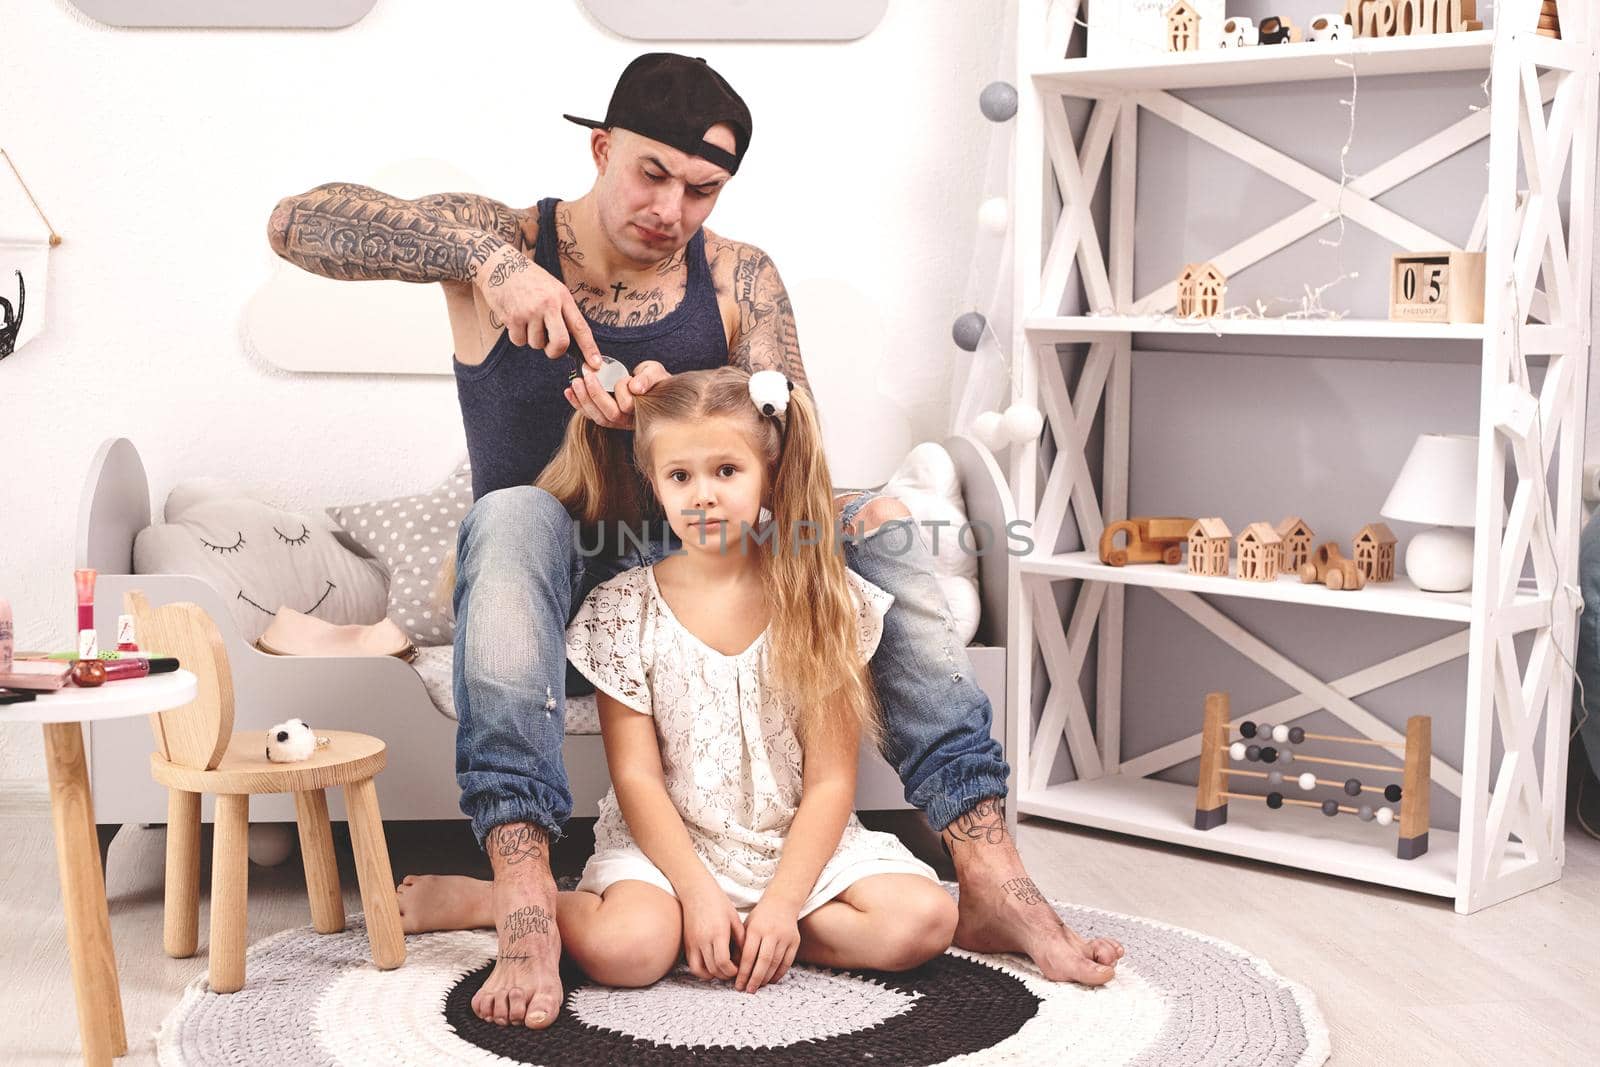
[564,563,939,917]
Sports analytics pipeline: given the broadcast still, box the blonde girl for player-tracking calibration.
[549,365,956,993]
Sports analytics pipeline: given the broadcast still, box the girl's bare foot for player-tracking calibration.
[469,824,565,1029]
[944,799,1125,986]
[396,874,495,934]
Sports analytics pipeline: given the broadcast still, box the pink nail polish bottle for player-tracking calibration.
[74,569,97,634]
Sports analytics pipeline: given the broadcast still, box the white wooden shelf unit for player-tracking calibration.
[1004,0,1598,914]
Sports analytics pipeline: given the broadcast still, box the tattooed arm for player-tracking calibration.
[705,233,810,393]
[266,183,530,284]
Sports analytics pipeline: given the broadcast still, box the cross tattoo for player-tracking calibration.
[610,281,627,302]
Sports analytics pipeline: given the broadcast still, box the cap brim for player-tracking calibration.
[563,114,606,130]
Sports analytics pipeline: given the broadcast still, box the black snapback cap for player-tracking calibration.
[564,53,752,176]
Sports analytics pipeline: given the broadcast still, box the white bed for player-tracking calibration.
[76,434,1014,847]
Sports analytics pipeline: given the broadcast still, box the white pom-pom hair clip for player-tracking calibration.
[748,369,794,417]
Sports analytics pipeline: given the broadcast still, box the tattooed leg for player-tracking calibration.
[468,822,565,1028]
[942,799,1125,985]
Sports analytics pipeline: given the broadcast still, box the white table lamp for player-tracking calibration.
[1380,433,1479,592]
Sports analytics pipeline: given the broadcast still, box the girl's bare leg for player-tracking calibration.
[797,875,958,972]
[560,880,683,988]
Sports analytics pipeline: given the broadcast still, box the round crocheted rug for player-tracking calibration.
[157,887,1329,1066]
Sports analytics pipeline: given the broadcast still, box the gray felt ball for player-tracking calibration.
[1245,744,1262,762]
[1321,799,1340,817]
[953,311,987,351]
[1358,804,1376,821]
[1344,777,1362,796]
[980,81,1019,122]
[1267,770,1284,786]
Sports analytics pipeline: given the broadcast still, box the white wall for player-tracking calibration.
[0,0,1005,787]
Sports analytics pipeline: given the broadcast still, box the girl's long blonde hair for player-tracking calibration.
[538,366,880,748]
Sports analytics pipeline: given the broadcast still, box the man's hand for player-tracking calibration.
[735,896,801,994]
[680,882,743,982]
[564,359,672,431]
[473,244,602,367]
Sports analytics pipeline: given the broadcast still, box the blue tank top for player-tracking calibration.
[454,197,730,500]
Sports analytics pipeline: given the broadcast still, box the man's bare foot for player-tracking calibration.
[469,824,565,1029]
[944,799,1125,986]
[396,874,495,934]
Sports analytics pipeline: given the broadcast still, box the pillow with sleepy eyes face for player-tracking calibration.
[133,478,389,644]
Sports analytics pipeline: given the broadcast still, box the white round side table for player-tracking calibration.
[3,670,197,1065]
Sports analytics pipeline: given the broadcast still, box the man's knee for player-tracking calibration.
[465,485,572,542]
[844,493,913,539]
[460,486,574,570]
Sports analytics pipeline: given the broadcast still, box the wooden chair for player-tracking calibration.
[126,593,406,993]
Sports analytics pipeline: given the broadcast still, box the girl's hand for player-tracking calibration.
[735,898,801,993]
[680,884,743,982]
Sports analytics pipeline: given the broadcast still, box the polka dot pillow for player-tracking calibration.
[326,461,470,646]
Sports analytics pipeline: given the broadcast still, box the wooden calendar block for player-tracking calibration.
[1389,251,1485,324]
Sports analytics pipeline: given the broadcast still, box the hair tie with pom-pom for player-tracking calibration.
[749,370,794,452]
[748,369,794,416]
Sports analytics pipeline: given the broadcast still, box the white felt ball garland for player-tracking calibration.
[979,197,1010,234]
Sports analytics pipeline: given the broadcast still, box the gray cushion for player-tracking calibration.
[133,478,389,644]
[327,461,471,646]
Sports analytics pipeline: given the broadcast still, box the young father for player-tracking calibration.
[268,52,1120,1028]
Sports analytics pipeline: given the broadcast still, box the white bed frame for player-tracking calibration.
[77,435,1014,850]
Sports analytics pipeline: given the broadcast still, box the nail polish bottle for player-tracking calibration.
[74,569,97,634]
[116,614,140,653]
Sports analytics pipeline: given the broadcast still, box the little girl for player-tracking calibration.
[546,365,957,994]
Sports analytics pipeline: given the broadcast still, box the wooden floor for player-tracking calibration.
[2,810,1597,1066]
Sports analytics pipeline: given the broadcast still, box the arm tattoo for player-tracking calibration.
[710,237,810,391]
[503,905,552,946]
[268,183,527,284]
[486,823,548,865]
[484,246,530,288]
[943,799,1010,847]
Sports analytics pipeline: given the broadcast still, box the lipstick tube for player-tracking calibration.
[101,657,180,682]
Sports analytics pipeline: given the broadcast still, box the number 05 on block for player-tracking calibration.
[1388,250,1485,324]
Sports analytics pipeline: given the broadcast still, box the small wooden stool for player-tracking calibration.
[128,593,406,993]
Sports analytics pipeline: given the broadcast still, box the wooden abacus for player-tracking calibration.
[1194,692,1431,859]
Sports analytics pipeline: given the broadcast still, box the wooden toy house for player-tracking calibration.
[1237,522,1284,581]
[1354,522,1398,582]
[1275,516,1315,572]
[1176,261,1227,317]
[1166,1,1202,51]
[1187,517,1232,576]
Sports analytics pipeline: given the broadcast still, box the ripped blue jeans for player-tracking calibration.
[452,485,1010,848]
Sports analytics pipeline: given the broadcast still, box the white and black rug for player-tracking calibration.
[157,887,1329,1066]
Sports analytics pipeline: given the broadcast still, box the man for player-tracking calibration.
[268,52,1120,1029]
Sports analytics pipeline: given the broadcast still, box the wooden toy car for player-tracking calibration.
[1298,541,1367,590]
[1258,16,1302,43]
[1099,517,1193,567]
[1308,12,1350,41]
[1220,16,1257,46]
